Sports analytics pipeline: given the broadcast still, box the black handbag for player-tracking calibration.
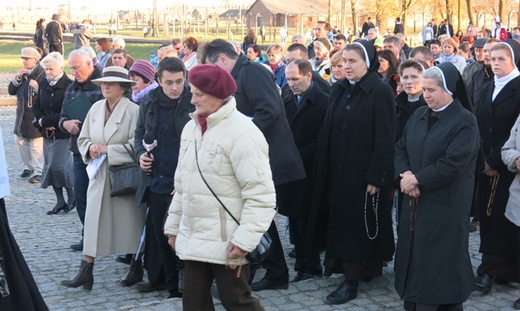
[108,144,139,197]
[194,142,272,264]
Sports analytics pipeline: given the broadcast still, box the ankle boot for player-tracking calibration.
[475,273,493,294]
[60,260,94,290]
[325,280,358,305]
[120,258,143,287]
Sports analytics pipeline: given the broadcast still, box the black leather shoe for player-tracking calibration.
[47,203,67,215]
[70,239,83,252]
[115,254,132,265]
[513,297,520,310]
[325,281,358,305]
[20,169,33,178]
[251,277,288,291]
[475,273,493,294]
[135,282,167,292]
[120,258,143,287]
[60,260,94,290]
[291,272,322,283]
[64,201,75,213]
[168,290,182,298]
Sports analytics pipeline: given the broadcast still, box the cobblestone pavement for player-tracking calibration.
[0,104,518,311]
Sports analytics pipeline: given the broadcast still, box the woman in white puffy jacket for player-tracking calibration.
[164,64,276,311]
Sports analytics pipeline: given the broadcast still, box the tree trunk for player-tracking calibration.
[465,0,474,25]
[457,0,461,32]
[499,0,505,26]
[350,0,357,37]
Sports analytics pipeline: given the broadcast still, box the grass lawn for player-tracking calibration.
[0,41,170,73]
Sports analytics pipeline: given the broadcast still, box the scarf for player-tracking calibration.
[47,72,64,86]
[197,114,208,135]
[132,81,159,103]
[493,67,520,101]
[441,53,455,63]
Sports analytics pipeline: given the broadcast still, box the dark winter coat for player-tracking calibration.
[230,55,306,186]
[468,65,494,109]
[394,101,479,304]
[395,92,427,141]
[394,23,404,35]
[438,23,454,37]
[278,83,329,218]
[59,66,103,156]
[307,71,396,262]
[475,76,520,256]
[44,20,62,45]
[134,85,193,206]
[33,26,46,53]
[33,74,72,140]
[8,64,45,139]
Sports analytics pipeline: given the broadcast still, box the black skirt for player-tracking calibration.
[0,198,48,311]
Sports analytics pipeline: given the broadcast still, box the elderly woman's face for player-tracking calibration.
[268,52,282,65]
[130,74,151,94]
[101,82,125,103]
[190,85,224,117]
[422,77,452,110]
[491,48,516,78]
[401,67,423,97]
[314,44,329,60]
[43,62,63,80]
[22,57,38,69]
[331,61,346,80]
[342,49,368,81]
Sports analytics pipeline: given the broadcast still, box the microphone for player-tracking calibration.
[143,132,157,175]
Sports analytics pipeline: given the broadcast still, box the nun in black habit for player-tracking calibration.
[0,124,48,311]
[307,40,396,305]
[394,62,479,311]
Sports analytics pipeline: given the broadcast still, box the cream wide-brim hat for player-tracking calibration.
[92,66,136,86]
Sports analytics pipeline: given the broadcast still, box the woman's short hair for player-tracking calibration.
[41,52,64,68]
[398,59,425,76]
[248,44,262,58]
[184,37,198,52]
[330,51,343,65]
[96,38,110,53]
[458,42,471,54]
[267,43,285,55]
[443,38,458,53]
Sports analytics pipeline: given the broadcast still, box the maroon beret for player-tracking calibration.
[189,64,236,100]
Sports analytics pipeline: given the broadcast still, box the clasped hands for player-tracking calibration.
[400,170,420,198]
[89,143,107,159]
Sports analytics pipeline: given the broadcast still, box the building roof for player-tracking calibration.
[246,0,335,16]
[219,9,248,18]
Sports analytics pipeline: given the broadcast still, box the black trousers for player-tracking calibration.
[144,191,182,292]
[249,219,288,283]
[289,217,322,275]
[183,260,263,311]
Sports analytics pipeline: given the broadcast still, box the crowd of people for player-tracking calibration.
[4,12,520,311]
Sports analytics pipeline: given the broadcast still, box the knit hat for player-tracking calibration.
[374,37,384,48]
[20,47,41,60]
[129,60,155,83]
[189,64,236,100]
[92,66,136,86]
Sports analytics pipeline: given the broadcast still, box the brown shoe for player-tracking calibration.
[135,282,167,292]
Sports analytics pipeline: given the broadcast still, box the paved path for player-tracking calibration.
[0,105,518,310]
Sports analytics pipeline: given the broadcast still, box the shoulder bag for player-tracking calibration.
[108,144,140,197]
[194,141,272,264]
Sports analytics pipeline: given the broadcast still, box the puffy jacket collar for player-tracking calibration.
[190,97,237,130]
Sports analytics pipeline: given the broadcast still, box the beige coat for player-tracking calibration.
[78,97,145,257]
[164,98,276,265]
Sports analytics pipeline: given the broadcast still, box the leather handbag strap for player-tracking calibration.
[122,144,137,163]
[194,139,240,226]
